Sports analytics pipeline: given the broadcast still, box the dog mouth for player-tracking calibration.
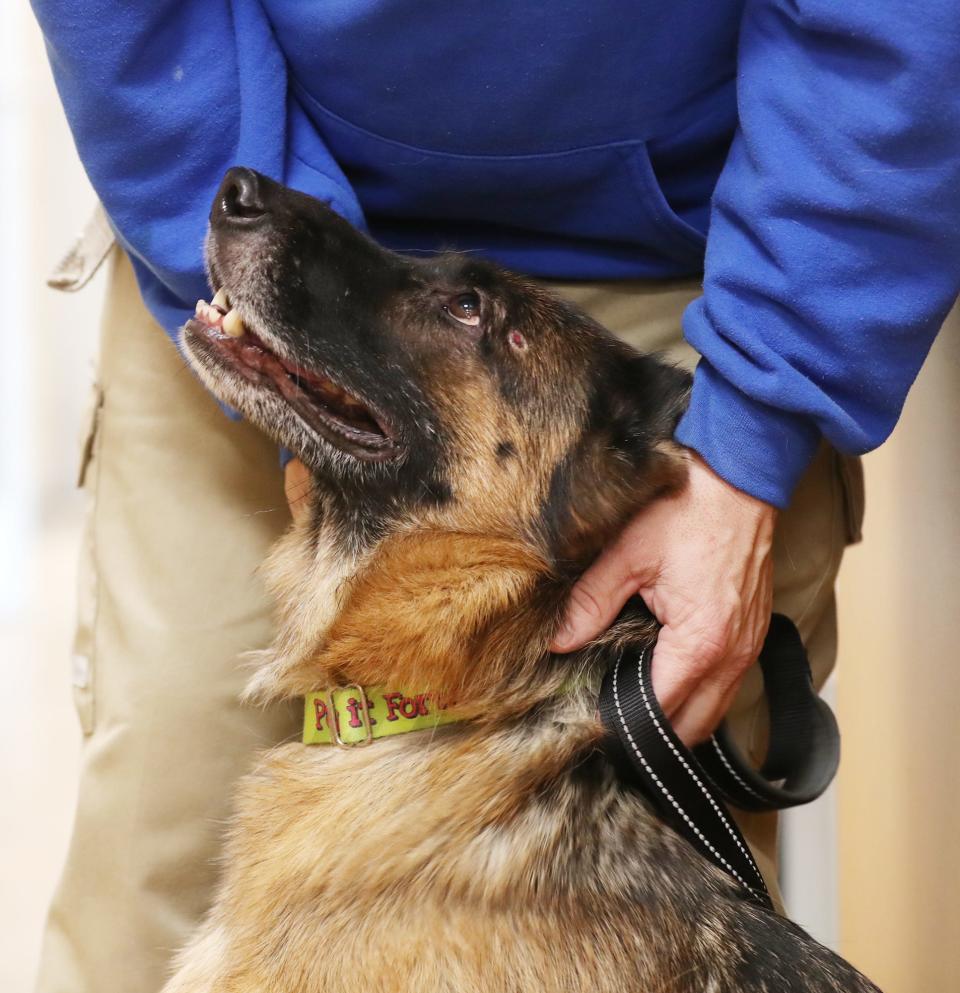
[187,290,400,462]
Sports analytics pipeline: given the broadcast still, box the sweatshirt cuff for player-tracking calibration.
[674,361,821,509]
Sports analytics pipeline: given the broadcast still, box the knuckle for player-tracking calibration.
[570,583,605,621]
[687,629,729,667]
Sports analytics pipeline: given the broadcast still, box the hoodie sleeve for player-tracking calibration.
[31,0,364,338]
[674,0,960,507]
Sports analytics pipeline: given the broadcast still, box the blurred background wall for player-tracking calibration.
[0,4,956,992]
[0,6,103,992]
[836,321,960,991]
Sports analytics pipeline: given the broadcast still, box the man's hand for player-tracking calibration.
[551,452,777,746]
[284,457,313,521]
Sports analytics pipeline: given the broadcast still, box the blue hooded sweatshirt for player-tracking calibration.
[32,0,960,506]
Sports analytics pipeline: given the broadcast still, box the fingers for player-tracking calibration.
[649,604,770,746]
[668,673,746,747]
[649,612,753,711]
[550,540,655,652]
[648,623,718,717]
[551,451,778,743]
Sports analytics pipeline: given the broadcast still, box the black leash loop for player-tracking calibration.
[695,614,840,812]
[598,613,840,908]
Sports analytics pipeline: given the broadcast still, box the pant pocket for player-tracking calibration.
[54,206,114,734]
[71,382,103,734]
[835,452,865,546]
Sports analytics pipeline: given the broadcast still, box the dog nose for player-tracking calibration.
[214,167,267,224]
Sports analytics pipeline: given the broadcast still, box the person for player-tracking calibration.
[30,2,960,992]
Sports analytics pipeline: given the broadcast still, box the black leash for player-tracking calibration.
[598,613,839,908]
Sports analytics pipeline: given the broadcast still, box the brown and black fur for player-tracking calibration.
[168,168,880,993]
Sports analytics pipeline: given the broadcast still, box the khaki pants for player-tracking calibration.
[35,248,860,993]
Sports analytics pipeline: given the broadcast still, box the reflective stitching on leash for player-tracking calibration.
[610,650,762,898]
[631,652,766,890]
[709,736,767,804]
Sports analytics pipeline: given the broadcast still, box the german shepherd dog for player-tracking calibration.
[170,167,879,993]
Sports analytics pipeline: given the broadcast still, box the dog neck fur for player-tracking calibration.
[244,441,688,717]
[243,503,577,718]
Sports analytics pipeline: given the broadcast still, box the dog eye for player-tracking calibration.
[444,292,481,326]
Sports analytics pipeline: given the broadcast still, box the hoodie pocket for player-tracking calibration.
[300,92,706,272]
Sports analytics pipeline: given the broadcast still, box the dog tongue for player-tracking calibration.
[241,343,268,370]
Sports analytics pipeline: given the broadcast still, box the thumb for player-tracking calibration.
[551,548,655,653]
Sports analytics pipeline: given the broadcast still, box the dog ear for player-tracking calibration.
[541,351,690,568]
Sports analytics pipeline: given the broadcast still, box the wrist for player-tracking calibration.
[688,450,777,522]
[674,360,820,509]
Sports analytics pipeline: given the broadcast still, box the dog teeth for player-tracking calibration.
[195,300,220,325]
[222,309,246,337]
[211,287,229,311]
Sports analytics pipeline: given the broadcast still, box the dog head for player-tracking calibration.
[185,168,689,559]
[182,168,690,704]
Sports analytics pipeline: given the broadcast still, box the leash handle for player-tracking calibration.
[598,613,840,908]
[695,614,840,812]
